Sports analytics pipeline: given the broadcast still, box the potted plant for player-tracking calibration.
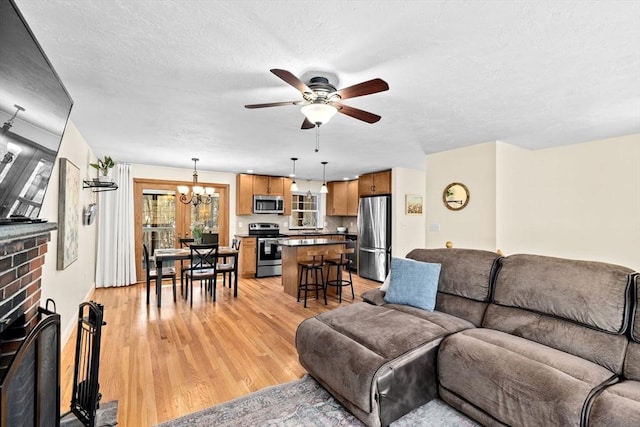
[90,155,115,182]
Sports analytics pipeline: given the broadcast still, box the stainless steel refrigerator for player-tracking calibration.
[357,195,391,282]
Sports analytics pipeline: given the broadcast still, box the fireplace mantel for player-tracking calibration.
[0,222,57,243]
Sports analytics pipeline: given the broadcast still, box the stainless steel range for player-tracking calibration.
[249,223,289,278]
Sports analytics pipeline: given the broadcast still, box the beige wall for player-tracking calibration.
[424,134,640,271]
[392,167,426,257]
[40,120,99,342]
[496,134,640,270]
[425,142,497,250]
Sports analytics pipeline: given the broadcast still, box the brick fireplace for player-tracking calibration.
[0,224,56,368]
[0,223,60,425]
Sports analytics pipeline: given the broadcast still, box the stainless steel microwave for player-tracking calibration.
[253,195,285,214]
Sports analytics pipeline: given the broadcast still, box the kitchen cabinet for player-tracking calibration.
[238,236,257,278]
[327,180,359,216]
[327,180,358,216]
[237,174,290,216]
[327,181,349,216]
[253,175,284,196]
[236,174,254,215]
[347,180,359,215]
[358,170,391,197]
[283,177,292,216]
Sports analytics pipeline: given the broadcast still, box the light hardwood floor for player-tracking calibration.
[59,273,380,426]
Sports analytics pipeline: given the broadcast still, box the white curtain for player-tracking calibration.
[95,163,137,287]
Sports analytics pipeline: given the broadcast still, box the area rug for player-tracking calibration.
[157,375,479,426]
[60,400,118,426]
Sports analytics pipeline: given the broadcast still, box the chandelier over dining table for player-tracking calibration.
[177,158,216,206]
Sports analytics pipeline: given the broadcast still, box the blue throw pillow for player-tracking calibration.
[383,257,441,311]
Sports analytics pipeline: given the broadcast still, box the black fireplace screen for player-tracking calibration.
[0,304,61,427]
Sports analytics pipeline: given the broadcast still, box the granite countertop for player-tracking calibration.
[285,231,346,237]
[234,231,353,238]
[279,238,347,247]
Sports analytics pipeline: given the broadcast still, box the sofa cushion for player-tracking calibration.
[438,328,617,427]
[406,248,499,302]
[588,380,640,426]
[383,257,441,311]
[483,304,629,374]
[625,341,640,381]
[494,254,633,334]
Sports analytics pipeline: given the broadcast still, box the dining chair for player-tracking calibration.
[217,239,241,289]
[202,232,219,244]
[179,238,195,296]
[143,243,177,305]
[184,243,219,307]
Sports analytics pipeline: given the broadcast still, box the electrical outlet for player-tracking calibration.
[238,222,243,228]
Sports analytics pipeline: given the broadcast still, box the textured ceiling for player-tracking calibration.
[12,0,640,181]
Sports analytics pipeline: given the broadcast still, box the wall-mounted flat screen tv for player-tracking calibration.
[0,0,73,221]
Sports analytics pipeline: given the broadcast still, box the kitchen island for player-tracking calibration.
[280,238,347,298]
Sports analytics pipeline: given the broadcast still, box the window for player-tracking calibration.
[290,193,321,229]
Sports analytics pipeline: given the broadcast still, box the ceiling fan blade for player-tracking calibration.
[332,103,382,123]
[244,101,302,109]
[270,69,312,94]
[333,78,389,100]
[301,118,316,129]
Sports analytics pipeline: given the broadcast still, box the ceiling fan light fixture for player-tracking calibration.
[301,103,337,125]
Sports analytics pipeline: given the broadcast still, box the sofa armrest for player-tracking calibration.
[362,289,386,305]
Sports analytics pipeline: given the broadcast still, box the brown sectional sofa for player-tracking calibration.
[295,248,640,426]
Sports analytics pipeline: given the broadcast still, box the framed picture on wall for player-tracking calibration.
[405,194,423,215]
[57,158,80,270]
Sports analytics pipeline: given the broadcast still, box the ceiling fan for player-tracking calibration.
[245,69,389,129]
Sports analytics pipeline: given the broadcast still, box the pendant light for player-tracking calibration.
[290,157,299,191]
[320,161,328,194]
[177,158,216,206]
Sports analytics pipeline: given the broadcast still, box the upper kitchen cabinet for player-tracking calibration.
[236,173,254,215]
[358,170,391,197]
[236,174,291,216]
[283,177,292,216]
[347,179,359,216]
[253,175,284,196]
[327,180,359,216]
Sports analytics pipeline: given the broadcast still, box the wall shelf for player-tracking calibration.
[83,180,118,192]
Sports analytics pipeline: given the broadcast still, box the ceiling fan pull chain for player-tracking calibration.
[315,125,320,152]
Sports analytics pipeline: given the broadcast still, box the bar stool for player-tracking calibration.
[297,250,327,308]
[325,248,355,303]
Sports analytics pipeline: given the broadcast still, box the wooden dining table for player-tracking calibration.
[153,246,239,307]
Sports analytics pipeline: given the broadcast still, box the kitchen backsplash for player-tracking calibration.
[235,214,356,234]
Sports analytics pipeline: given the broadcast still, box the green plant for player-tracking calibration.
[90,155,115,176]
